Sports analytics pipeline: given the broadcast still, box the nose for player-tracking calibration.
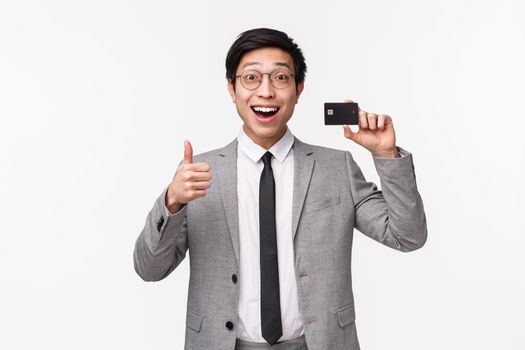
[256,74,276,99]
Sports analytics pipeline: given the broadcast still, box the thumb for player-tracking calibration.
[183,140,193,164]
[343,124,359,142]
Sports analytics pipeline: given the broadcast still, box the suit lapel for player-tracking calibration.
[291,137,315,241]
[216,139,240,265]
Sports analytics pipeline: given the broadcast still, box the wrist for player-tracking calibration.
[372,148,400,158]
[165,187,184,214]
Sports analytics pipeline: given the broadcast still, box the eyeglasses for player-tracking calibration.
[235,69,295,90]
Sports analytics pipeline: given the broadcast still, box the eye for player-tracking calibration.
[242,71,260,81]
[275,72,290,81]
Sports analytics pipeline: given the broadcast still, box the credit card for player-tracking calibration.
[324,102,359,125]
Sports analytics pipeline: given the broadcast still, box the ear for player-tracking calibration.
[295,81,304,104]
[227,79,236,103]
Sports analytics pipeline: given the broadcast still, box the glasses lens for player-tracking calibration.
[239,70,293,90]
[241,70,261,90]
[271,70,292,88]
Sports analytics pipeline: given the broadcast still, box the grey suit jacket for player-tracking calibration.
[134,136,427,350]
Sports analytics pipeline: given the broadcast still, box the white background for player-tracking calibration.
[1,0,524,349]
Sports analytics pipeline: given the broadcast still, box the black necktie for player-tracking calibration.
[259,151,282,345]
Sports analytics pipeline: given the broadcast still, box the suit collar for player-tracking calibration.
[217,133,314,158]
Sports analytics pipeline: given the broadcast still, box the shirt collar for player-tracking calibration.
[237,127,294,164]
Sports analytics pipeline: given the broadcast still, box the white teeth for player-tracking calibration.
[253,106,278,113]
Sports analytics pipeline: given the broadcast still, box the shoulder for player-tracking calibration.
[293,137,349,161]
[192,139,237,163]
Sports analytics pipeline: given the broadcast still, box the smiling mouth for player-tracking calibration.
[251,106,280,118]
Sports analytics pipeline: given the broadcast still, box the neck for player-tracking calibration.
[243,125,287,150]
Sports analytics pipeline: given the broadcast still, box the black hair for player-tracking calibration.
[225,28,307,90]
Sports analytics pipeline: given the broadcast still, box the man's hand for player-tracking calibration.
[165,140,212,214]
[342,99,399,158]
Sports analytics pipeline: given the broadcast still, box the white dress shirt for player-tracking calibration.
[236,127,305,342]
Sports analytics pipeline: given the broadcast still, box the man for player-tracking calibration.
[134,28,427,350]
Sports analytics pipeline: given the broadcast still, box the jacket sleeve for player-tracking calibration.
[133,186,189,281]
[345,147,427,252]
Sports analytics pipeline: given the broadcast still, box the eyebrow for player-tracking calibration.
[241,62,292,70]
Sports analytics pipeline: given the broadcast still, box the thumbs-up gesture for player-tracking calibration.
[165,140,212,213]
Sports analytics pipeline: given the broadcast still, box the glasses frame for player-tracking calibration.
[234,69,296,90]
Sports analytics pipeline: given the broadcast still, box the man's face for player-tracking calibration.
[227,47,304,149]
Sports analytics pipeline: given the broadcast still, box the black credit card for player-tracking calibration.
[324,102,359,125]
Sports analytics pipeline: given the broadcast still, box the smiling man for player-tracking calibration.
[134,28,427,350]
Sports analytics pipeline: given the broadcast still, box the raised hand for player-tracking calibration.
[342,99,399,158]
[165,140,212,213]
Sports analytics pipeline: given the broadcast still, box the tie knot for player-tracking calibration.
[261,151,273,166]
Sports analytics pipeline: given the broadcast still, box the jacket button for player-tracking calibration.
[231,274,237,283]
[156,216,165,232]
[225,321,234,330]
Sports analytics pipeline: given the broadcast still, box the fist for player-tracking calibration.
[166,140,212,213]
